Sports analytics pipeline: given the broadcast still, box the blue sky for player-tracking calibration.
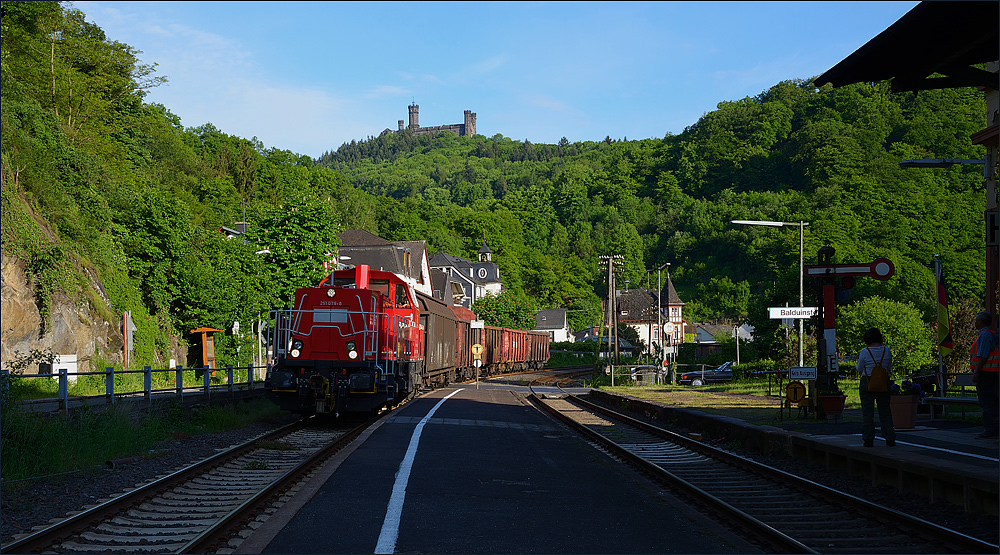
[76,1,919,158]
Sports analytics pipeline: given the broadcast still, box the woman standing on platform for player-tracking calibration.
[857,327,895,447]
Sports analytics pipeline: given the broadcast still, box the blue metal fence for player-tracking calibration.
[2,364,266,412]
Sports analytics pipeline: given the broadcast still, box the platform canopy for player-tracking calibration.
[815,1,998,92]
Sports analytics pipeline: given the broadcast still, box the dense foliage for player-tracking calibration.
[1,1,988,371]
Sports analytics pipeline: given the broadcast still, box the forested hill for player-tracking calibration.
[0,1,987,373]
[315,82,986,333]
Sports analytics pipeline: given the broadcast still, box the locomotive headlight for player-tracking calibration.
[346,340,358,359]
[292,339,304,350]
[290,349,301,358]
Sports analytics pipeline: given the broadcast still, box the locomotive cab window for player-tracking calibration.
[369,279,390,298]
[395,285,411,308]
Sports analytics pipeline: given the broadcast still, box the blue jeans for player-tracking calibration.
[860,376,895,444]
[977,371,999,436]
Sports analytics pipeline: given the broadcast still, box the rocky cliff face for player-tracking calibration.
[1,254,123,373]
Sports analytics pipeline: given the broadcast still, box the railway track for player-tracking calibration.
[529,389,998,554]
[475,365,593,388]
[2,417,376,554]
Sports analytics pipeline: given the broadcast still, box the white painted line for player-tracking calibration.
[850,434,999,462]
[374,388,463,554]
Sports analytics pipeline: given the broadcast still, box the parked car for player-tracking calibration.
[679,361,733,386]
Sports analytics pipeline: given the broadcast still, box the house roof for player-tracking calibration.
[428,251,501,285]
[429,252,472,270]
[615,280,683,321]
[815,1,998,92]
[338,229,390,246]
[694,323,734,341]
[663,277,684,306]
[534,308,567,330]
[337,230,427,282]
[615,288,660,322]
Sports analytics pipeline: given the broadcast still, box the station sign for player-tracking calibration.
[789,366,817,380]
[768,307,818,319]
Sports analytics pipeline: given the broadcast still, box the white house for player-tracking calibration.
[533,309,572,342]
[614,276,685,356]
[428,242,502,309]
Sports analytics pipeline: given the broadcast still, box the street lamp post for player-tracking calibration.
[731,220,809,367]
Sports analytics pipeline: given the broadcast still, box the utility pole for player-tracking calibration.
[599,255,624,380]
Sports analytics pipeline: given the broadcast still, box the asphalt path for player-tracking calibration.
[255,386,760,554]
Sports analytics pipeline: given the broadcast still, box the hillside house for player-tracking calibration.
[336,230,432,297]
[428,242,502,309]
[533,309,572,342]
[614,276,685,356]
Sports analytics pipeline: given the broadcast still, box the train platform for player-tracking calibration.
[588,389,999,515]
[241,386,761,554]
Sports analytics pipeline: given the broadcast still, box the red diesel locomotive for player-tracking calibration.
[264,264,549,416]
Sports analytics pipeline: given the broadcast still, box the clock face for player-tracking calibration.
[478,267,488,279]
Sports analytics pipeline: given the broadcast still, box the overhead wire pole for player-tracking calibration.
[599,254,624,382]
[656,262,670,379]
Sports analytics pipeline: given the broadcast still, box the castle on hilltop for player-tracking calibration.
[385,103,476,137]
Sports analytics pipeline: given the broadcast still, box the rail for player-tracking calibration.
[3,363,266,412]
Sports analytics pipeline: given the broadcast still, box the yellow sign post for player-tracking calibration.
[784,380,807,420]
[472,343,483,387]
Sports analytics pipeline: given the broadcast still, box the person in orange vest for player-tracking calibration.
[971,311,999,439]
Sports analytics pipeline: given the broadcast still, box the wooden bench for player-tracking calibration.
[924,373,980,419]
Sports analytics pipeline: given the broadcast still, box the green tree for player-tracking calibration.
[471,290,536,330]
[837,296,934,376]
[244,191,342,306]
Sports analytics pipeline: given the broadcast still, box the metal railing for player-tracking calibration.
[2,364,266,412]
[606,364,676,386]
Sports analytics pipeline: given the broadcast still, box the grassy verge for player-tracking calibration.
[599,377,984,428]
[0,398,285,482]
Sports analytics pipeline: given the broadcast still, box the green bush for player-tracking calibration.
[547,350,596,367]
[732,359,782,381]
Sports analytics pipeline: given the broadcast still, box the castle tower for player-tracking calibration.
[408,103,419,129]
[398,120,404,131]
[464,110,477,136]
